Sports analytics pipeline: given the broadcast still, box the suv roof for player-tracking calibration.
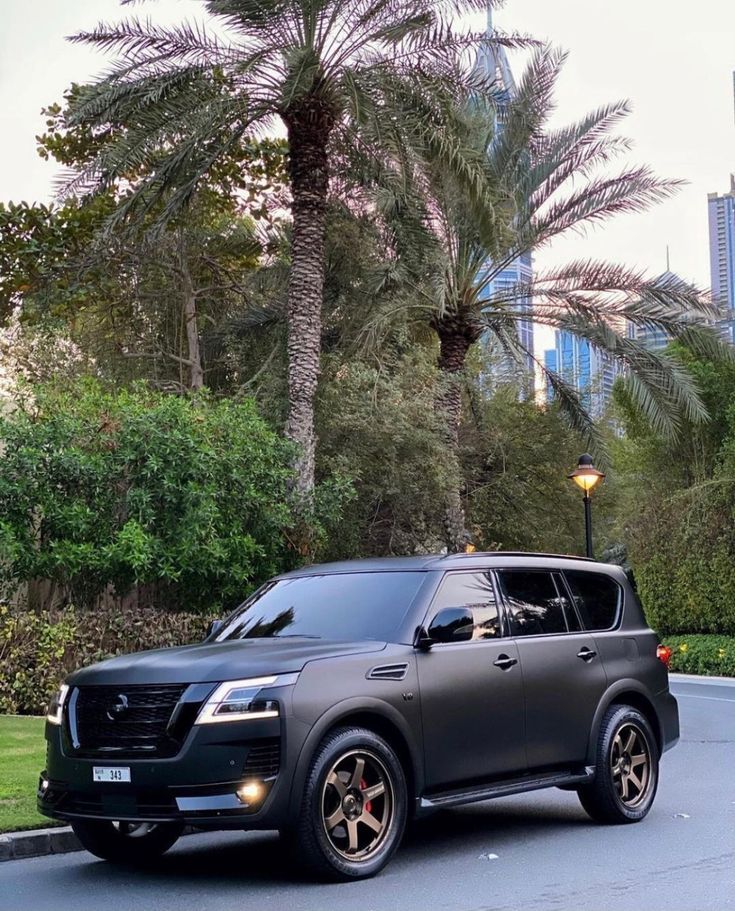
[279,552,615,578]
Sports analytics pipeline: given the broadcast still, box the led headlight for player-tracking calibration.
[195,673,297,725]
[46,684,70,726]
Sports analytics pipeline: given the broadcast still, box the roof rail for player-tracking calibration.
[441,551,599,563]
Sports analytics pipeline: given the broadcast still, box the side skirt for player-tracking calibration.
[418,767,595,813]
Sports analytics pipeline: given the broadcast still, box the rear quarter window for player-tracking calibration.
[563,570,621,631]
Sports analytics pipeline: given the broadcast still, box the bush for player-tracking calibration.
[0,381,295,612]
[662,634,735,677]
[0,603,216,715]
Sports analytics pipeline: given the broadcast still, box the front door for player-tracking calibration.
[495,568,608,770]
[417,571,527,790]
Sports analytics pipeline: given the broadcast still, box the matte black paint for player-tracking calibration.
[39,553,679,832]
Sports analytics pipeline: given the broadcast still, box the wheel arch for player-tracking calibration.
[287,698,423,818]
[587,681,663,762]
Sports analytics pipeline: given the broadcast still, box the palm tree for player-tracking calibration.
[379,47,731,550]
[62,0,511,510]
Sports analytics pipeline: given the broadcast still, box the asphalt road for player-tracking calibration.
[2,677,733,911]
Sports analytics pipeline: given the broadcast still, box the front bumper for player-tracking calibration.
[39,715,295,830]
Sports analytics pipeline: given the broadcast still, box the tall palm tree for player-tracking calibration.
[62,0,510,510]
[379,47,731,550]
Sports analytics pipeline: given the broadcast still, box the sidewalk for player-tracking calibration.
[669,672,735,686]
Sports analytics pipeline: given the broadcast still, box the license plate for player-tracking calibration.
[93,766,131,783]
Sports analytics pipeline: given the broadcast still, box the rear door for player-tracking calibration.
[417,570,527,789]
[495,568,607,771]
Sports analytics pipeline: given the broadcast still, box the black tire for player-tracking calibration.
[290,726,408,881]
[70,819,184,864]
[578,704,659,824]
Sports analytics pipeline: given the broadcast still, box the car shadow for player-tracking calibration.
[63,796,593,888]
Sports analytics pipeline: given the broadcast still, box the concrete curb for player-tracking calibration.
[0,825,197,863]
[0,826,81,862]
[669,672,735,686]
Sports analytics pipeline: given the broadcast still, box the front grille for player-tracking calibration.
[243,739,280,779]
[73,684,187,759]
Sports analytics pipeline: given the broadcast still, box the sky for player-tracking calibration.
[1,0,734,306]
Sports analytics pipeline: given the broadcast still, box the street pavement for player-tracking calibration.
[2,677,733,911]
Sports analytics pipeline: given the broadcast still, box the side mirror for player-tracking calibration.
[422,607,474,647]
[205,618,223,641]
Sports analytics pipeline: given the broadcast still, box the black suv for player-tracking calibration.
[39,553,679,880]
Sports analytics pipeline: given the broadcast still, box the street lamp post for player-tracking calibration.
[568,454,605,559]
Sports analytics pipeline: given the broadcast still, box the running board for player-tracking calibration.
[420,767,595,811]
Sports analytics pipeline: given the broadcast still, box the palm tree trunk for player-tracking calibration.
[434,314,482,552]
[283,108,332,507]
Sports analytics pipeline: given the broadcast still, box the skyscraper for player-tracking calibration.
[474,5,534,375]
[544,331,619,418]
[707,175,735,344]
[627,269,693,351]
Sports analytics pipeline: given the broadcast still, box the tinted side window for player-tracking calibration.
[431,572,503,639]
[554,572,582,632]
[564,570,621,631]
[497,570,567,636]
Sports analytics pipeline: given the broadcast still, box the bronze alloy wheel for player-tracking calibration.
[320,749,394,861]
[577,704,659,825]
[610,722,651,808]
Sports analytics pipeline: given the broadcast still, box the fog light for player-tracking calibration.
[237,781,263,804]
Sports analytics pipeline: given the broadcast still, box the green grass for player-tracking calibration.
[0,715,61,833]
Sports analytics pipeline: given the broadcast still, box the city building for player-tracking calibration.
[707,174,735,343]
[627,269,702,350]
[544,331,620,418]
[474,5,534,377]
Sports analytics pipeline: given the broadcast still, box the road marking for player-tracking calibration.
[675,693,735,703]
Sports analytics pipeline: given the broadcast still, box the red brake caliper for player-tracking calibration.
[360,778,372,813]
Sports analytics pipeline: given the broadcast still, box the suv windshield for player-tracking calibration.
[216,572,427,643]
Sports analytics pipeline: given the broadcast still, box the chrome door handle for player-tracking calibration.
[493,654,518,670]
[577,647,597,662]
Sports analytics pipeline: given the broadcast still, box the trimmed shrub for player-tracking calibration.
[662,634,735,678]
[0,603,216,715]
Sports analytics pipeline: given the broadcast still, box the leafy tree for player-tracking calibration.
[461,383,592,555]
[62,0,516,512]
[380,47,728,549]
[317,348,452,558]
[5,85,288,391]
[605,349,735,635]
[0,197,115,323]
[0,381,295,612]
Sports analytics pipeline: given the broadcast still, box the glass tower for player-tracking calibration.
[547,331,619,418]
[474,5,534,377]
[707,175,735,344]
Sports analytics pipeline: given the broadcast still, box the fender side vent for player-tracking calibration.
[367,663,409,681]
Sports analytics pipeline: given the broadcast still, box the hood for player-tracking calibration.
[67,638,387,687]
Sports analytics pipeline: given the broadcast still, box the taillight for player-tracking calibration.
[656,644,672,668]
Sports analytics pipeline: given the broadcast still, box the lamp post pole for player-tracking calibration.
[568,454,605,560]
[583,490,593,559]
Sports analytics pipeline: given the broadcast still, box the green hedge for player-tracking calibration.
[662,634,735,677]
[0,603,215,715]
[0,381,295,612]
[632,488,735,637]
